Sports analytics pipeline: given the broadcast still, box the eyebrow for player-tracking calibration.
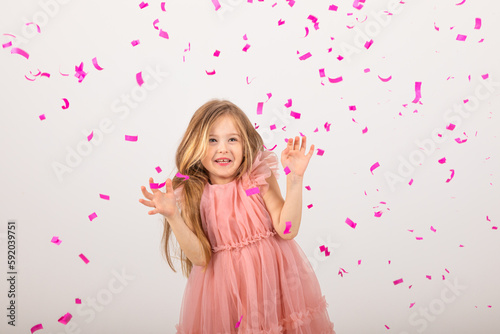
[209,133,240,137]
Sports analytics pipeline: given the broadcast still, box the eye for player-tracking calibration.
[229,138,237,142]
[209,138,216,143]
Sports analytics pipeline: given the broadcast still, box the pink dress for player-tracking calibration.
[174,150,335,334]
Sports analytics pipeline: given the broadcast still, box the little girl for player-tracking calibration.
[139,99,336,334]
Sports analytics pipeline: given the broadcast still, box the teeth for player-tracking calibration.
[216,160,230,162]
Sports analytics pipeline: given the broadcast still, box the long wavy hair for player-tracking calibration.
[162,99,264,279]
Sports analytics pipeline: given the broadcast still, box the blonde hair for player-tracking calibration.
[162,99,264,279]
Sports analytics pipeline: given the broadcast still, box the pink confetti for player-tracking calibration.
[235,315,243,328]
[456,34,467,41]
[487,216,491,222]
[245,187,260,196]
[11,47,29,59]
[307,204,313,209]
[214,50,220,57]
[431,226,436,232]
[358,259,362,265]
[61,98,69,110]
[445,268,450,274]
[159,29,169,39]
[283,221,292,234]
[385,325,390,330]
[87,131,93,142]
[409,179,413,185]
[136,72,144,86]
[426,275,432,280]
[345,217,357,229]
[206,69,216,75]
[131,40,140,46]
[328,76,343,83]
[329,4,338,11]
[299,52,312,60]
[416,237,423,240]
[446,123,456,130]
[161,2,166,11]
[410,302,415,308]
[88,212,97,221]
[58,312,72,325]
[305,186,311,190]
[76,298,81,304]
[393,278,403,285]
[39,114,46,121]
[243,34,248,40]
[325,122,331,132]
[79,253,89,264]
[364,39,373,49]
[242,43,251,52]
[153,18,160,30]
[412,82,422,103]
[434,22,440,31]
[378,75,392,82]
[456,0,466,5]
[51,236,61,245]
[26,22,41,33]
[155,166,162,173]
[139,2,148,9]
[257,102,264,115]
[474,17,483,28]
[446,169,455,183]
[31,324,44,334]
[482,73,489,80]
[303,27,309,38]
[374,211,383,218]
[100,194,110,200]
[319,68,325,77]
[265,93,272,102]
[212,0,221,10]
[364,68,370,73]
[91,57,104,71]
[125,135,138,142]
[290,111,301,119]
[438,157,446,164]
[362,127,368,134]
[284,166,291,175]
[278,19,285,26]
[285,99,292,108]
[174,172,189,181]
[455,137,467,144]
[370,162,380,174]
[270,124,276,130]
[2,41,12,48]
[263,144,277,151]
[349,105,356,111]
[459,244,464,247]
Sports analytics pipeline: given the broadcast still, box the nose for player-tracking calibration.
[217,141,228,152]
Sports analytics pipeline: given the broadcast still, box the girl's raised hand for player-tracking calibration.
[281,135,315,178]
[139,177,178,220]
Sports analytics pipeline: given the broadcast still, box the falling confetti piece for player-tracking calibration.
[290,111,301,119]
[456,34,467,41]
[284,221,292,234]
[416,237,423,240]
[206,69,216,75]
[51,236,61,245]
[362,127,368,134]
[139,2,148,9]
[159,29,169,39]
[316,149,325,156]
[242,43,251,52]
[285,99,292,108]
[328,76,343,83]
[235,315,243,328]
[431,226,436,232]
[393,278,403,285]
[378,75,392,82]
[278,19,285,26]
[31,324,43,333]
[26,22,41,33]
[307,204,313,209]
[125,135,138,142]
[370,162,380,174]
[39,114,46,121]
[345,217,357,229]
[11,47,29,59]
[446,123,456,130]
[79,253,89,264]
[257,102,264,115]
[412,82,422,103]
[212,0,221,10]
[100,194,110,200]
[426,275,432,280]
[284,166,291,175]
[61,98,69,109]
[385,325,390,330]
[456,0,466,5]
[299,52,312,60]
[131,40,140,46]
[438,157,446,164]
[446,169,455,183]
[58,312,72,325]
[136,72,144,86]
[364,39,373,49]
[410,302,415,308]
[245,187,260,196]
[92,57,104,70]
[87,131,93,141]
[214,50,220,57]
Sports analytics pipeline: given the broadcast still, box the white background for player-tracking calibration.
[1,0,499,333]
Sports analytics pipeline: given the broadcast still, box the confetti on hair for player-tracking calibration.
[31,324,44,333]
[345,217,357,229]
[51,236,61,245]
[125,135,138,142]
[79,253,89,264]
[58,312,72,325]
[446,169,455,183]
[370,162,380,174]
[176,172,190,180]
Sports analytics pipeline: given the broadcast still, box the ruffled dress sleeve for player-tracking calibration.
[244,150,280,197]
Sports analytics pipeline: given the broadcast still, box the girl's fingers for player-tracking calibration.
[139,198,155,208]
[301,136,307,152]
[141,185,153,200]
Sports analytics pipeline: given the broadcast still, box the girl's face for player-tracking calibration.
[201,115,243,185]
